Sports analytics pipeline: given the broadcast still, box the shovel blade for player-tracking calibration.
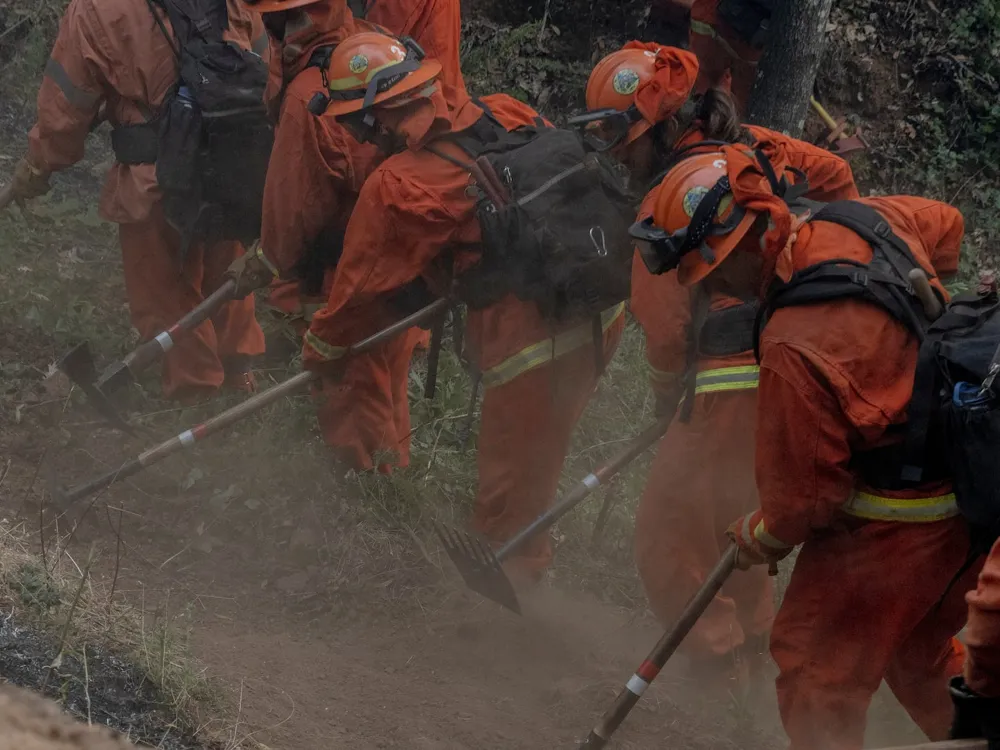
[57,342,134,434]
[434,522,521,615]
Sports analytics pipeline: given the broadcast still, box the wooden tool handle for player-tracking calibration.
[908,268,943,320]
[809,96,839,130]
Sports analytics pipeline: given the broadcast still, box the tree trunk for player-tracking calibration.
[746,0,834,136]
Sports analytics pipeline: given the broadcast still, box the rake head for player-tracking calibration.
[434,522,521,615]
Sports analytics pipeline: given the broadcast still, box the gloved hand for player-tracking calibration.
[225,242,279,298]
[950,676,1000,747]
[726,510,793,573]
[7,156,51,205]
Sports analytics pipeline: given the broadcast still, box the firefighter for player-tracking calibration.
[228,0,467,473]
[688,0,770,114]
[581,40,860,688]
[644,144,975,749]
[302,32,624,578]
[2,0,268,402]
[950,536,1000,746]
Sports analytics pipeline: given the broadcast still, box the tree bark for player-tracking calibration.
[746,0,834,136]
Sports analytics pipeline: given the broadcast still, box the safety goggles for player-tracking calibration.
[566,106,644,152]
[629,175,746,275]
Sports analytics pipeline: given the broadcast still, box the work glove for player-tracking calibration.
[950,676,1000,749]
[225,242,279,298]
[7,156,51,205]
[726,510,793,574]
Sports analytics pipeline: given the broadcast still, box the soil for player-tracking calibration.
[0,685,135,750]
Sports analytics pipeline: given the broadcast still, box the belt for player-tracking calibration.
[693,365,760,395]
[481,303,625,389]
[842,491,959,523]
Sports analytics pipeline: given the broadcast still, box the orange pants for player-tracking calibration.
[689,1,763,115]
[118,207,264,401]
[635,390,773,662]
[774,516,983,750]
[314,326,427,474]
[471,317,624,576]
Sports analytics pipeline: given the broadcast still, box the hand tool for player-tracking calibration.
[810,96,869,157]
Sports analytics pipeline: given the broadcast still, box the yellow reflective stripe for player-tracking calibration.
[689,20,759,65]
[481,304,625,389]
[753,519,793,550]
[842,492,960,523]
[693,365,760,394]
[303,330,347,362]
[648,364,680,385]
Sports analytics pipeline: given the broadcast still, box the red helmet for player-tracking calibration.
[322,31,441,118]
[241,0,323,13]
[630,151,759,285]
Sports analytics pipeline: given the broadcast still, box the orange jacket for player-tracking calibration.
[366,0,467,106]
[755,196,963,547]
[965,537,1000,696]
[27,0,266,225]
[630,125,860,393]
[259,4,381,275]
[305,93,597,376]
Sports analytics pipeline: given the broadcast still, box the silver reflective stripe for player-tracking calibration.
[45,58,100,110]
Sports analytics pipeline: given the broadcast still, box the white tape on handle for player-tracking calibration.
[582,473,600,490]
[155,331,175,352]
[625,674,649,697]
[178,430,196,447]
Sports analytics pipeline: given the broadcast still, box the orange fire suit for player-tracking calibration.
[965,538,1000,697]
[633,126,860,666]
[259,1,439,471]
[752,195,977,750]
[366,0,467,106]
[27,0,267,400]
[305,91,624,574]
[689,0,764,114]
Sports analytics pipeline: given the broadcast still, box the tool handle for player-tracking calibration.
[809,96,839,131]
[423,310,447,400]
[496,417,670,562]
[908,268,943,321]
[124,280,238,372]
[60,300,450,502]
[474,156,511,205]
[580,545,739,748]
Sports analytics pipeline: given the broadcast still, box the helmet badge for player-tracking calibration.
[612,68,640,96]
[349,54,369,74]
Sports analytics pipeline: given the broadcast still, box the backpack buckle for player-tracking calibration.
[850,269,869,287]
[874,221,891,238]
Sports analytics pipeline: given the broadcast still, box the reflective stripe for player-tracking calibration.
[44,59,101,110]
[689,20,759,65]
[693,365,760,394]
[481,303,625,389]
[843,492,960,523]
[753,519,792,550]
[155,331,175,352]
[303,330,347,362]
[648,364,680,385]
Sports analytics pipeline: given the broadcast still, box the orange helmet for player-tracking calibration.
[321,32,440,118]
[574,43,698,151]
[242,0,323,13]
[629,151,759,285]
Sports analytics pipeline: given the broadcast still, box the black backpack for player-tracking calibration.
[427,105,635,325]
[757,199,1000,549]
[111,0,273,255]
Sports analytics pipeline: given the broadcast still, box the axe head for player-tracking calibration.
[57,342,134,434]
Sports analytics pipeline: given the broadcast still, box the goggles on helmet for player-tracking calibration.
[630,174,746,276]
[566,106,644,152]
